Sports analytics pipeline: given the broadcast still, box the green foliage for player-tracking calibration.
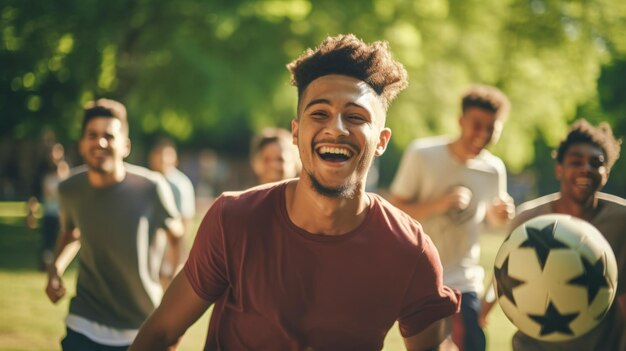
[2,0,625,170]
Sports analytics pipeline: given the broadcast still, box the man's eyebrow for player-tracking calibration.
[303,98,331,111]
[304,99,368,111]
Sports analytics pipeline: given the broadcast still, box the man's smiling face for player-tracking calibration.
[556,142,608,203]
[292,74,390,198]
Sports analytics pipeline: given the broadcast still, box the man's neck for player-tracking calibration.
[285,179,370,236]
[87,164,126,188]
[553,194,601,222]
[448,139,479,163]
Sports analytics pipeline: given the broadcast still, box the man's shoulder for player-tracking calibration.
[511,193,559,228]
[369,193,427,249]
[125,163,162,182]
[598,192,626,207]
[166,168,193,187]
[219,181,287,213]
[59,167,88,192]
[409,136,450,153]
[474,149,505,171]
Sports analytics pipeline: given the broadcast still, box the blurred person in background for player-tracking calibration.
[149,137,196,287]
[389,85,515,351]
[26,142,70,270]
[249,127,301,185]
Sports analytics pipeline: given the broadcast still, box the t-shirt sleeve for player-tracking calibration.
[390,142,422,200]
[179,174,196,219]
[494,157,509,200]
[154,174,181,231]
[397,233,461,337]
[184,196,228,303]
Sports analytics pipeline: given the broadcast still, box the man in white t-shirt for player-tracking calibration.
[389,85,515,351]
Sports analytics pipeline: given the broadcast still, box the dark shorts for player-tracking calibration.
[453,292,486,351]
[61,327,129,351]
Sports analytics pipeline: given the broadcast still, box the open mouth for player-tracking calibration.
[316,146,353,163]
[574,177,593,188]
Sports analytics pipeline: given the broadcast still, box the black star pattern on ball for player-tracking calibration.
[568,254,609,305]
[494,256,525,305]
[528,301,578,336]
[519,222,569,269]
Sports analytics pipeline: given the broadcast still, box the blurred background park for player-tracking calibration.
[1,0,625,350]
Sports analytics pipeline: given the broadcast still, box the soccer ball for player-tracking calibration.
[493,214,617,341]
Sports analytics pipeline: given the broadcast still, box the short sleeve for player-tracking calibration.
[493,157,509,200]
[184,196,228,303]
[154,174,181,231]
[390,142,423,201]
[178,174,196,218]
[397,234,461,337]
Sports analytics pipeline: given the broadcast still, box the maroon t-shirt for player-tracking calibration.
[185,181,460,351]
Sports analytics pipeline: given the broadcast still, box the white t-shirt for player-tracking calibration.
[165,168,196,219]
[390,137,508,294]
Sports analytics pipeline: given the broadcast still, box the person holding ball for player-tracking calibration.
[481,119,626,350]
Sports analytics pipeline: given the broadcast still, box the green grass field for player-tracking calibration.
[0,202,515,350]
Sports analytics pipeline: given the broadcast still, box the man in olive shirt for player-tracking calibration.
[45,99,183,350]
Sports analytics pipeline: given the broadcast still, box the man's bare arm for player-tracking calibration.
[130,271,211,350]
[45,219,80,304]
[403,317,456,351]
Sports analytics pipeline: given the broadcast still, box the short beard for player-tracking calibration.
[308,171,357,199]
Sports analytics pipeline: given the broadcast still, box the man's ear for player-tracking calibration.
[554,163,562,181]
[123,138,131,158]
[291,119,299,146]
[375,128,392,157]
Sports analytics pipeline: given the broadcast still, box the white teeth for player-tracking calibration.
[318,146,352,157]
[575,178,591,186]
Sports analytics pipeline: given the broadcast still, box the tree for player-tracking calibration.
[2,0,625,172]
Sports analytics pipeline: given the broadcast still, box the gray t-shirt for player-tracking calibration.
[59,164,179,329]
[511,192,626,351]
[390,137,507,294]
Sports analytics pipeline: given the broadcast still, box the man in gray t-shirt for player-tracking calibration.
[45,99,183,350]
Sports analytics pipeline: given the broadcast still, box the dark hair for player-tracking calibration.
[250,128,292,159]
[462,85,510,120]
[554,119,622,170]
[287,34,408,111]
[151,136,176,151]
[82,98,128,136]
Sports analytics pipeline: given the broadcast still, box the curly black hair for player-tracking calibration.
[554,119,622,170]
[287,34,408,111]
[461,85,510,120]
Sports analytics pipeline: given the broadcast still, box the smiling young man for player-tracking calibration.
[45,99,183,350]
[130,34,460,351]
[494,119,625,350]
[389,85,515,351]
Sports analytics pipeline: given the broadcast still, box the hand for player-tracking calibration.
[46,272,66,303]
[490,195,515,221]
[440,186,472,213]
